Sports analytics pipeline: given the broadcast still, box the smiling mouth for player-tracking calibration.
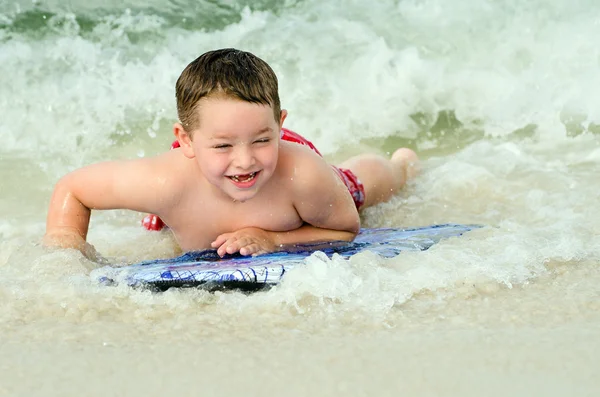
[227,171,258,183]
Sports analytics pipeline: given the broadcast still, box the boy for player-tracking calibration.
[44,48,418,258]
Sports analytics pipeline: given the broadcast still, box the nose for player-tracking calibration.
[234,144,255,170]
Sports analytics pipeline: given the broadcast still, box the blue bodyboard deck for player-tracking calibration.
[94,224,480,291]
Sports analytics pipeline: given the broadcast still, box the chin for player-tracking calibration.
[229,190,258,203]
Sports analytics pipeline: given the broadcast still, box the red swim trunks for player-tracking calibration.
[142,129,365,230]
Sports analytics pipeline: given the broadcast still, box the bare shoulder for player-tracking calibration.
[276,141,333,182]
[276,141,359,230]
[137,149,192,207]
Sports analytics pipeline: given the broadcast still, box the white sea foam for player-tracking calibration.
[1,0,600,394]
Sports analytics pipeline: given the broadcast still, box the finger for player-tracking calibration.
[239,243,261,256]
[217,237,238,257]
[211,233,232,248]
[226,237,251,255]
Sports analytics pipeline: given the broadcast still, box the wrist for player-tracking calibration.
[268,230,284,251]
[43,231,84,248]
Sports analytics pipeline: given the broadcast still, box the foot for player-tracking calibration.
[391,148,420,180]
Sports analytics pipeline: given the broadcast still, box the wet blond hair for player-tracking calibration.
[176,48,281,135]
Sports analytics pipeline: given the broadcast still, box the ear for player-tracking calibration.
[173,122,196,159]
[279,109,288,127]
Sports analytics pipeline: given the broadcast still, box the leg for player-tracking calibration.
[337,148,419,209]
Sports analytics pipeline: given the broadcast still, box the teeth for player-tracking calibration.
[230,172,256,182]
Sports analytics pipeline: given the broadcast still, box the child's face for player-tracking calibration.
[189,98,283,202]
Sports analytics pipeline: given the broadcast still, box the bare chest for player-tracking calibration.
[165,190,302,251]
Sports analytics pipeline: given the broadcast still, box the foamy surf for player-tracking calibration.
[1,0,600,395]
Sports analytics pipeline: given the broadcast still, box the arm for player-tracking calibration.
[272,223,356,246]
[291,159,360,234]
[277,151,361,245]
[45,156,174,251]
[211,223,356,256]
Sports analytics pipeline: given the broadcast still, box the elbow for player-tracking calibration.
[50,175,72,205]
[51,174,81,207]
[53,172,77,193]
[48,173,90,217]
[54,171,94,205]
[344,231,358,242]
[344,214,360,241]
[337,229,358,243]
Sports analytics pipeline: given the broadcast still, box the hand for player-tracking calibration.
[43,231,102,262]
[211,227,278,257]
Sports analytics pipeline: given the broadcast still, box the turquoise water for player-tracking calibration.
[1,0,600,395]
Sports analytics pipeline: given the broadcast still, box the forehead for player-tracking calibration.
[195,97,277,133]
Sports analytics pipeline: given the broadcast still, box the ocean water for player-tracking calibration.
[1,0,600,395]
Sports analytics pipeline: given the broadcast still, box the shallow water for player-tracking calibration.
[1,0,600,395]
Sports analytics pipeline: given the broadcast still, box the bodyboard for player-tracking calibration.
[93,223,480,291]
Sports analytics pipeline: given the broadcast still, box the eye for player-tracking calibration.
[254,138,271,144]
[213,143,231,149]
